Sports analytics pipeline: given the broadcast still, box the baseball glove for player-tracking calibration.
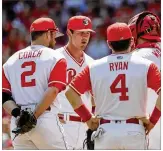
[12,108,37,136]
[83,129,94,150]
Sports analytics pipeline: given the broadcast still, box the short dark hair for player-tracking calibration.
[31,31,46,41]
[109,38,131,52]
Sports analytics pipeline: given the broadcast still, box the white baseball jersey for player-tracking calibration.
[133,42,161,70]
[133,42,161,149]
[70,52,161,120]
[2,45,67,107]
[55,46,93,114]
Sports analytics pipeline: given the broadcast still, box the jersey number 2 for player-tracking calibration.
[21,61,36,87]
[110,74,129,101]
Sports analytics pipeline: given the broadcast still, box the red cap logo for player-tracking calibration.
[83,19,89,26]
[67,16,95,33]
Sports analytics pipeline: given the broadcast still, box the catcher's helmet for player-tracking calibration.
[128,11,160,45]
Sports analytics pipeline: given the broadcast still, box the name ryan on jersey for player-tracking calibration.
[109,61,128,71]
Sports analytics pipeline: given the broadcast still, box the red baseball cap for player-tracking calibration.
[67,16,95,33]
[30,17,64,38]
[107,22,132,42]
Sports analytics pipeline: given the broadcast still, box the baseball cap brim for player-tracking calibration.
[55,31,64,38]
[141,35,161,42]
[75,29,95,33]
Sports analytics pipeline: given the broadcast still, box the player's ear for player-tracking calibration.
[130,37,134,47]
[46,31,51,40]
[67,29,73,38]
[107,40,113,50]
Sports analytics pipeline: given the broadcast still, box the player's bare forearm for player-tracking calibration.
[143,91,161,135]
[65,87,83,109]
[3,101,19,115]
[34,87,59,119]
[91,96,96,114]
[91,96,96,107]
[65,87,99,130]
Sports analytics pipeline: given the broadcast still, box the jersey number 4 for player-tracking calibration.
[110,74,129,101]
[21,61,36,87]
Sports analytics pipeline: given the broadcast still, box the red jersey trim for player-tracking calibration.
[63,46,85,67]
[48,81,66,86]
[156,88,161,94]
[48,81,67,92]
[2,88,11,93]
[69,84,82,96]
[90,90,94,98]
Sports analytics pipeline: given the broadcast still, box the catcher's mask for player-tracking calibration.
[128,11,161,45]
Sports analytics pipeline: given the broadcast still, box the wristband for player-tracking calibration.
[74,104,92,122]
[11,108,21,118]
[149,107,161,125]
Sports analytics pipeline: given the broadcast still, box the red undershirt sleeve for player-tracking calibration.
[147,63,161,94]
[2,68,11,94]
[69,66,92,95]
[48,58,67,92]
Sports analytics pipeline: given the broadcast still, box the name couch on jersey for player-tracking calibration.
[19,50,43,59]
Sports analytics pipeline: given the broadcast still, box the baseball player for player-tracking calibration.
[2,17,69,149]
[128,11,161,149]
[55,15,95,149]
[65,23,161,149]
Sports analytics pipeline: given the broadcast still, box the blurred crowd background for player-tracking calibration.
[2,0,161,149]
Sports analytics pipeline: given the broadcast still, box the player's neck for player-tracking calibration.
[31,40,48,47]
[66,43,84,62]
[112,49,130,54]
[137,38,149,45]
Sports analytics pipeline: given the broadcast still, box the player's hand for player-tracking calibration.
[136,116,154,135]
[136,116,150,125]
[145,122,154,135]
[86,117,99,130]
